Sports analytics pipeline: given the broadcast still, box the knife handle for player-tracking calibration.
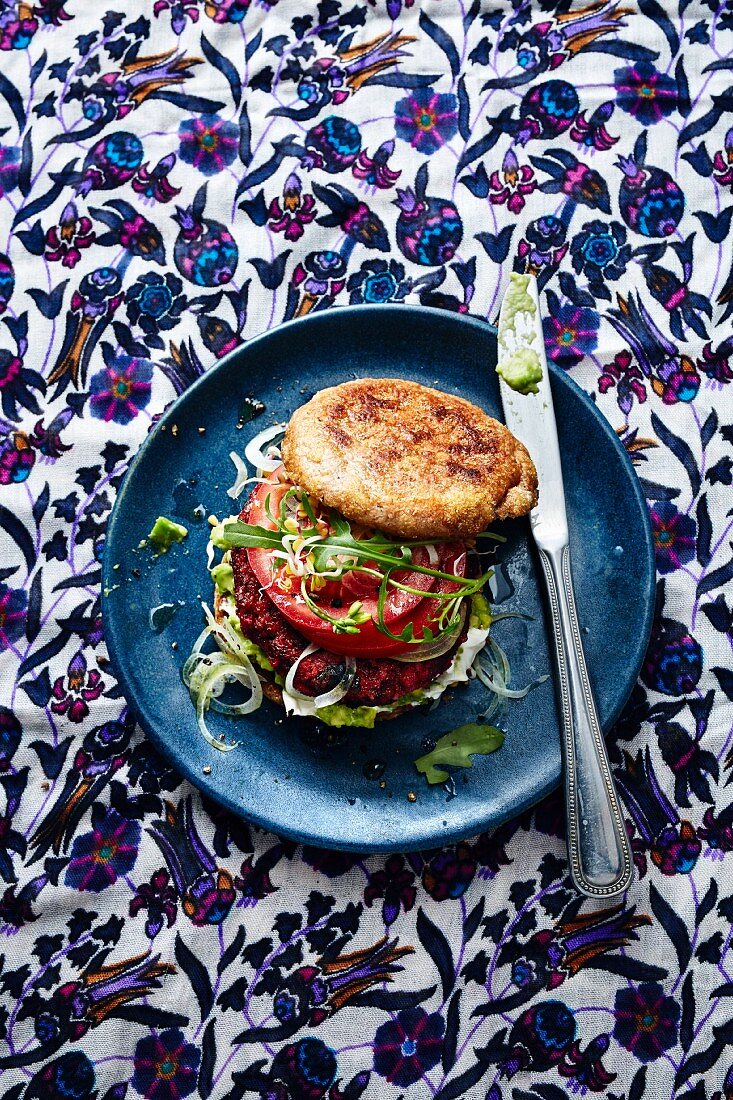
[537,544,633,898]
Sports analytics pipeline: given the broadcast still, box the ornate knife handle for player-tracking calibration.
[537,544,633,898]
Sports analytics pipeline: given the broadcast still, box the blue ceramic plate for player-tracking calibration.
[103,306,654,852]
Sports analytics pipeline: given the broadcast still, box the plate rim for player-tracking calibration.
[103,304,655,850]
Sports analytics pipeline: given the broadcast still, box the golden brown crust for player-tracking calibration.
[281,378,538,539]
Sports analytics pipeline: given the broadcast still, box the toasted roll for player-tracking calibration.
[282,378,538,539]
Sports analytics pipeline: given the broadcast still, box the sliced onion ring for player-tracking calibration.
[312,657,356,708]
[472,634,549,700]
[183,601,267,751]
[227,452,250,499]
[487,636,510,680]
[226,452,271,500]
[190,624,212,657]
[473,660,535,699]
[196,697,236,752]
[193,660,262,752]
[284,643,319,699]
[478,693,502,724]
[183,649,223,691]
[245,423,286,474]
[206,663,263,715]
[284,644,357,707]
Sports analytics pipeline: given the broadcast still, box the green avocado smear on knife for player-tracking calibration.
[497,273,543,396]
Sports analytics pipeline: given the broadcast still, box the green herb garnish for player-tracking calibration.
[415,723,505,784]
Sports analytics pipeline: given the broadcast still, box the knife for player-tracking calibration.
[496,274,633,898]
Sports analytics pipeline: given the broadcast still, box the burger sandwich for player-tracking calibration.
[186,378,538,743]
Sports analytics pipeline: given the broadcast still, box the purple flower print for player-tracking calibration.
[353,140,401,189]
[268,173,317,241]
[489,149,537,215]
[599,350,647,415]
[129,869,178,938]
[615,60,677,125]
[613,982,680,1062]
[394,88,458,154]
[543,292,599,367]
[373,1007,444,1086]
[66,806,140,893]
[51,651,104,723]
[153,0,200,35]
[45,202,96,268]
[127,272,187,335]
[571,219,630,290]
[364,854,416,926]
[89,349,153,425]
[650,501,696,574]
[132,1028,200,1100]
[713,127,733,187]
[179,114,238,176]
[347,258,410,304]
[698,340,733,385]
[132,153,180,204]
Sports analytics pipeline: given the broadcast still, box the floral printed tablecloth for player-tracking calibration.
[1,0,732,1097]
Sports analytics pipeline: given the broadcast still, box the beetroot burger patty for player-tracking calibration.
[231,548,468,706]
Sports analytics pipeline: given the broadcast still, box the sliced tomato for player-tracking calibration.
[243,470,467,658]
[340,546,438,619]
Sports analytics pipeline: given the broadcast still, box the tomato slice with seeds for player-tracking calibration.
[243,470,467,658]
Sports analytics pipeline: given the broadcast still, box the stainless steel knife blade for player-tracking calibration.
[496,274,633,899]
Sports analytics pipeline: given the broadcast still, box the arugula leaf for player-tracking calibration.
[414,724,505,784]
[214,519,487,587]
[299,492,318,526]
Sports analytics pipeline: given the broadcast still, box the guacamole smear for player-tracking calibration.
[501,272,536,324]
[470,591,492,631]
[148,516,188,552]
[316,704,380,728]
[497,273,543,396]
[497,346,542,396]
[210,561,234,595]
